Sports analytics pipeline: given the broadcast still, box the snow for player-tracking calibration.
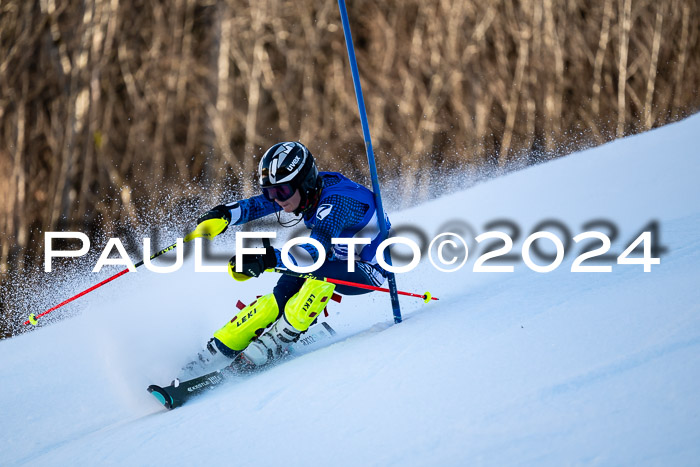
[2,113,700,465]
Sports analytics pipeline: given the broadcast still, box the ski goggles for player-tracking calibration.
[262,183,296,201]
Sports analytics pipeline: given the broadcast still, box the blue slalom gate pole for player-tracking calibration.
[337,0,402,324]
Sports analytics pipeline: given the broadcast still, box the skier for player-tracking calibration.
[193,141,389,370]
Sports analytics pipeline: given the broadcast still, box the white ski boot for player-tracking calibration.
[243,279,337,367]
[180,338,236,378]
[242,316,302,367]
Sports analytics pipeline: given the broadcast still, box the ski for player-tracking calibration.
[147,365,235,410]
[148,321,337,410]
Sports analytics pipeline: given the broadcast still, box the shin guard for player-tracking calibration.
[213,294,279,352]
[283,279,336,332]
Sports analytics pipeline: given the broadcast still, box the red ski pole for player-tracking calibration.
[25,219,228,326]
[25,268,132,325]
[25,240,179,325]
[269,267,438,303]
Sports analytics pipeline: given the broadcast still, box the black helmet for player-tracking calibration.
[258,142,321,214]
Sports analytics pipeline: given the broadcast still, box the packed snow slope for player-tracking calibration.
[2,114,700,466]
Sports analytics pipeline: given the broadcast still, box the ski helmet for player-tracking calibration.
[258,142,321,213]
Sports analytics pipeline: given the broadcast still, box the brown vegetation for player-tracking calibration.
[1,0,699,334]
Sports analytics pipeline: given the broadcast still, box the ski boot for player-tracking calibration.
[243,279,335,367]
[179,338,236,379]
[182,293,280,377]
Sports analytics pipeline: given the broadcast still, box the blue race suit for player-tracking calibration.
[225,172,390,310]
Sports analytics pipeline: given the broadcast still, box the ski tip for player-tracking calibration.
[147,384,174,410]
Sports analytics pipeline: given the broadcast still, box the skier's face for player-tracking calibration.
[275,189,301,213]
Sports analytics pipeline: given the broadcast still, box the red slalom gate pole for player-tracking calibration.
[270,268,438,303]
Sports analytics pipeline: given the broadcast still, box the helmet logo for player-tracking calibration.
[269,159,279,182]
[287,155,301,171]
[274,142,295,159]
[260,141,312,187]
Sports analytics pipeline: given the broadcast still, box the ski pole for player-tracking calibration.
[268,267,438,303]
[24,218,229,326]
